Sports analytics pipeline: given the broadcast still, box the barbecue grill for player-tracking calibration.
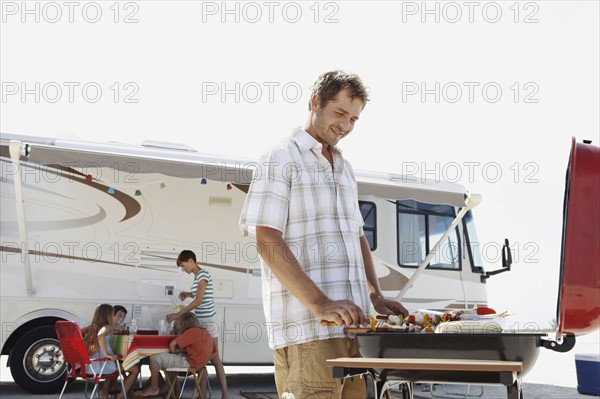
[354,332,570,384]
[334,138,599,399]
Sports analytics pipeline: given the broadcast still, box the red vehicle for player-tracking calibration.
[353,138,600,399]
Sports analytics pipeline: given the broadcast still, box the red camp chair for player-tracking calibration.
[55,320,127,399]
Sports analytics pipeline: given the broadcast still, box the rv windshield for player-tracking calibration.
[464,210,484,272]
[396,200,460,270]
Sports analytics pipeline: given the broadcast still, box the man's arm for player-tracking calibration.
[256,226,368,326]
[360,235,409,317]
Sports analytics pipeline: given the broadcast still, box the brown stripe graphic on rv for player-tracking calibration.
[47,164,141,222]
[1,206,107,232]
[378,263,410,291]
[140,252,248,274]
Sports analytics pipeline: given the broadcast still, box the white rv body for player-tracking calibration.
[0,133,488,393]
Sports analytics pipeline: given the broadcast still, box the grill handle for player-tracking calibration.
[540,334,576,352]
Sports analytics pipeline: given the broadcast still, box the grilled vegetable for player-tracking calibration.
[388,314,404,325]
[370,314,378,331]
[476,306,497,315]
[423,313,431,326]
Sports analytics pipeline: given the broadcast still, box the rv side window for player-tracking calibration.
[359,201,377,251]
[396,200,461,270]
[464,211,484,273]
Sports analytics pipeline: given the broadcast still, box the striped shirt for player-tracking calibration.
[239,127,369,349]
[191,269,217,319]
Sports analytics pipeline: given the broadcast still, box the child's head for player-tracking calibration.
[173,312,199,335]
[93,303,114,327]
[176,250,196,267]
[113,305,127,326]
[176,250,198,274]
[87,304,114,354]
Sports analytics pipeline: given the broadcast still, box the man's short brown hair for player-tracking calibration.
[309,70,369,111]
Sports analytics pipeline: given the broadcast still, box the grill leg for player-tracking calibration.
[506,379,523,399]
[403,383,414,399]
[363,372,377,399]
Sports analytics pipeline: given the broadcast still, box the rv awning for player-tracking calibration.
[19,139,257,183]
[2,133,474,207]
[355,173,470,207]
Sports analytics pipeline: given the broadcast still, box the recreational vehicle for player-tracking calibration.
[0,133,502,393]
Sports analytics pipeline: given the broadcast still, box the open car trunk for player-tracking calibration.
[354,138,599,385]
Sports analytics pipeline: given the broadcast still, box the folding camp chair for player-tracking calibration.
[55,320,127,399]
[163,366,209,399]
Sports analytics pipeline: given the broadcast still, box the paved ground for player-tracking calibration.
[409,382,591,399]
[0,374,590,399]
[0,373,277,399]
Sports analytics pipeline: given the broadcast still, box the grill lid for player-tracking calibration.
[557,138,600,337]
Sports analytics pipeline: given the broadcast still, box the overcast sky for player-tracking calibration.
[2,1,599,332]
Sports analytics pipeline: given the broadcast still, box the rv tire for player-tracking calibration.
[10,325,67,394]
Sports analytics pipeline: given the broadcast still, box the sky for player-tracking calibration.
[1,1,599,333]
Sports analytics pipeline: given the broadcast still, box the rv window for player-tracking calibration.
[396,200,461,270]
[397,212,426,266]
[464,211,484,273]
[359,201,377,250]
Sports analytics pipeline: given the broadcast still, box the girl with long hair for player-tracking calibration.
[86,303,139,399]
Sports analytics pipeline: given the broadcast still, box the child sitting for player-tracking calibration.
[137,312,214,397]
[85,303,139,399]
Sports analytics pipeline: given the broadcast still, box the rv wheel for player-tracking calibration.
[10,325,67,394]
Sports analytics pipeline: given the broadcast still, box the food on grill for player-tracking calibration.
[388,314,403,325]
[371,306,508,334]
[435,320,503,333]
[476,306,497,315]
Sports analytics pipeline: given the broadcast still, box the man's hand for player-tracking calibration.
[370,293,409,317]
[315,298,368,326]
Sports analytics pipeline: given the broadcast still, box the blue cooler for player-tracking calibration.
[575,353,600,396]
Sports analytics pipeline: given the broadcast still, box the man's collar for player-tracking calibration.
[291,126,342,155]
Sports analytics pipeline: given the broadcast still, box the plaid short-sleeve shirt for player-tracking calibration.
[239,127,369,349]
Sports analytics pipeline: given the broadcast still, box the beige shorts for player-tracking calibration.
[198,313,221,338]
[150,352,190,370]
[274,338,367,399]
